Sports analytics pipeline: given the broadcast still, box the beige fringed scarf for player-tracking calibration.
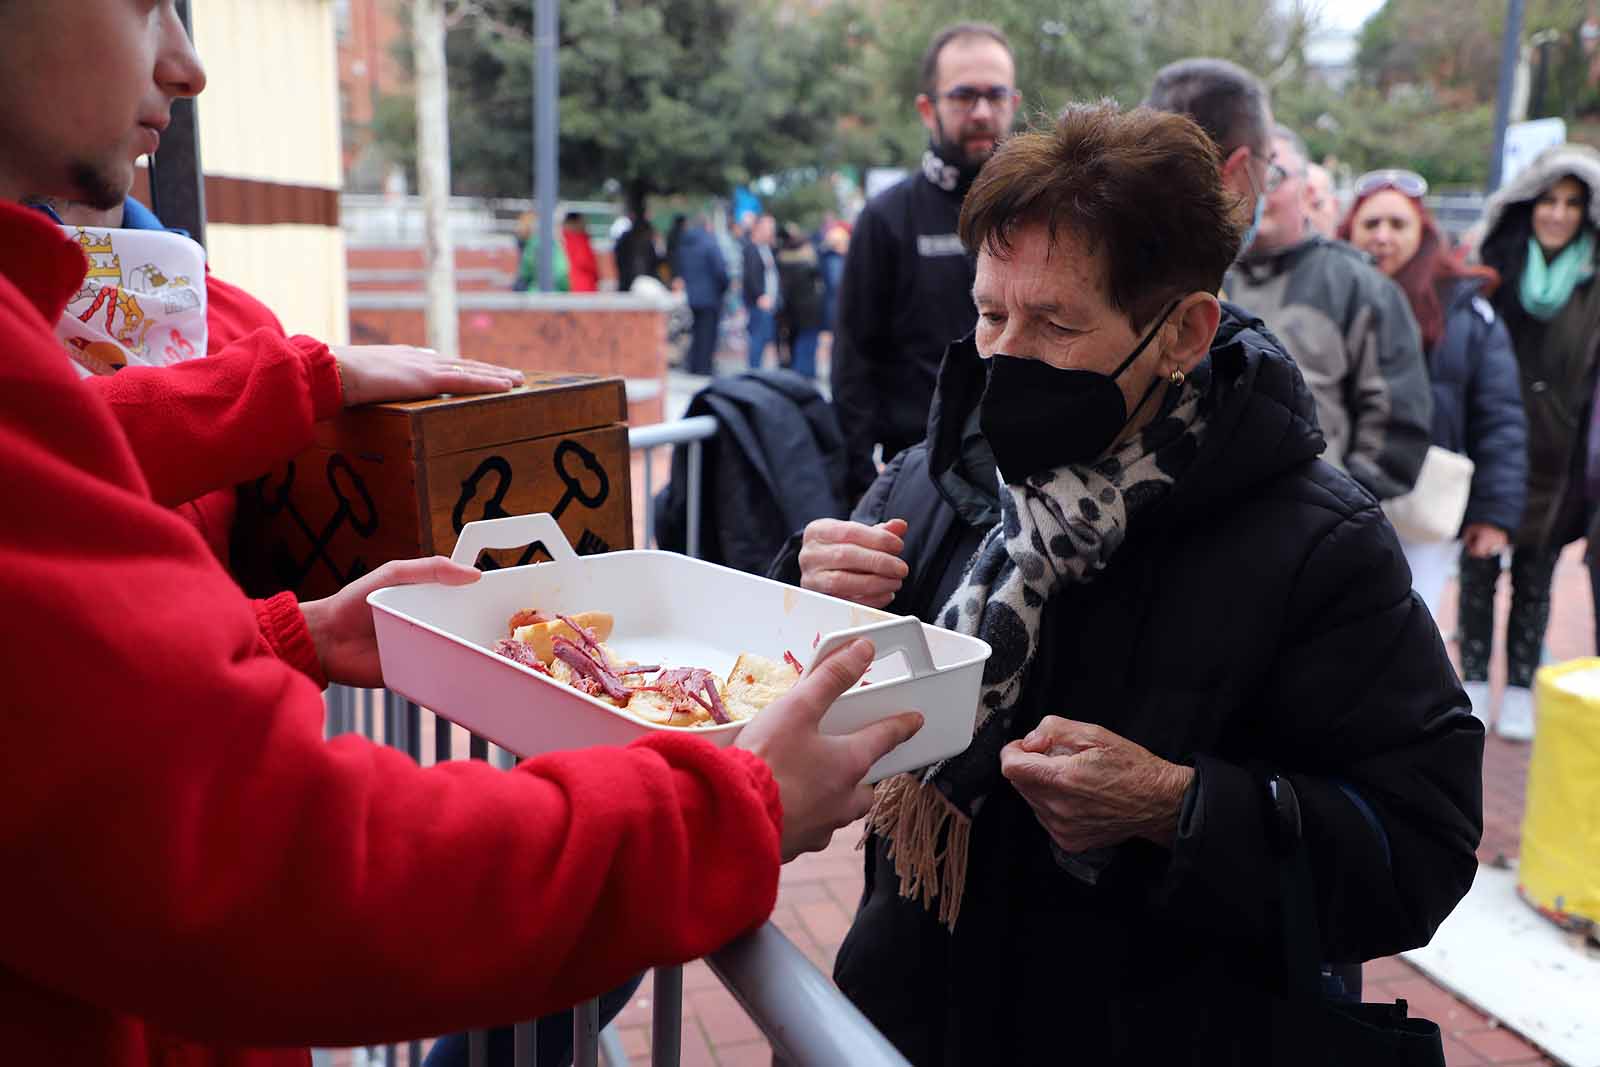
[866,381,1207,928]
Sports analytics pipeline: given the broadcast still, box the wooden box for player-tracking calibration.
[236,371,633,600]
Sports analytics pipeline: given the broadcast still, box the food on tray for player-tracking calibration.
[508,610,614,661]
[490,610,803,728]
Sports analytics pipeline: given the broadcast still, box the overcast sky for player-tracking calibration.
[1319,0,1386,32]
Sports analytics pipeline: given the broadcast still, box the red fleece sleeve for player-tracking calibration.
[205,272,288,348]
[79,330,342,508]
[0,292,782,1047]
[254,592,328,688]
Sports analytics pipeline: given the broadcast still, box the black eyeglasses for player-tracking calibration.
[938,85,1018,112]
[1248,149,1291,195]
[1354,169,1429,199]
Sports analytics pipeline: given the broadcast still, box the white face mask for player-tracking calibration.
[55,226,208,377]
[1238,192,1268,256]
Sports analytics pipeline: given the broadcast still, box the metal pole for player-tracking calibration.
[414,0,460,353]
[1488,0,1527,193]
[573,999,601,1067]
[534,0,559,291]
[651,966,683,1067]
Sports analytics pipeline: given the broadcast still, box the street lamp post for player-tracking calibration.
[1488,0,1528,193]
[534,0,559,292]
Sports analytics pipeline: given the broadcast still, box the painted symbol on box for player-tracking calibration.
[256,453,379,589]
[451,439,613,569]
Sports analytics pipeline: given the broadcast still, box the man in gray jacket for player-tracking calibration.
[1226,126,1432,499]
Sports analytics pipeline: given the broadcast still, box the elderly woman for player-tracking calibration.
[777,104,1482,1062]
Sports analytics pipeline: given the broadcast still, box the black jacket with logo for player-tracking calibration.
[830,168,978,499]
[774,306,1483,1065]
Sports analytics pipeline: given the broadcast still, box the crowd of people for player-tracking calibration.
[5,2,1595,1065]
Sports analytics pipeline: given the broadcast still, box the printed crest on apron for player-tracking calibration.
[55,226,209,378]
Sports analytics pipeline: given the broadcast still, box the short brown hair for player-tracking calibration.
[920,22,1012,97]
[1144,58,1270,158]
[959,102,1243,328]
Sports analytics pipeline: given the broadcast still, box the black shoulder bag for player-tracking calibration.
[1260,773,1448,1066]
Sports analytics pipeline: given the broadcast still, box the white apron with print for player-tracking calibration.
[55,226,208,377]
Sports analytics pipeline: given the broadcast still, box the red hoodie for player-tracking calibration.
[77,269,336,563]
[0,201,782,1064]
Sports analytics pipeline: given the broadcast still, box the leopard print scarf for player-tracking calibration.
[867,378,1209,928]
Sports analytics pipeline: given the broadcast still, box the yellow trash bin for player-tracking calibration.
[1520,659,1600,928]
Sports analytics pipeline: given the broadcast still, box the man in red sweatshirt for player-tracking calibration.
[0,4,923,1065]
[41,189,525,562]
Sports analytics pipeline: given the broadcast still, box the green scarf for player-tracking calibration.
[1520,232,1595,321]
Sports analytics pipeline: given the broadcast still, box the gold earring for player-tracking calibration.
[1170,369,1185,386]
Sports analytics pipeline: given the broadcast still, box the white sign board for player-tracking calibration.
[1503,118,1567,188]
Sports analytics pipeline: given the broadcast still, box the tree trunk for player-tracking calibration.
[414,0,459,354]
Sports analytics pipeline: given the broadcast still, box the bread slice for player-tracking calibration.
[510,611,614,663]
[723,653,801,720]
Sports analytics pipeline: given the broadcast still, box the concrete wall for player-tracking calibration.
[348,292,671,425]
[191,0,348,343]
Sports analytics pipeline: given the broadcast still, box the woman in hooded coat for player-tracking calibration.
[1467,144,1600,740]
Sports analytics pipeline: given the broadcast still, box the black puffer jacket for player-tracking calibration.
[773,307,1483,1065]
[1427,280,1527,535]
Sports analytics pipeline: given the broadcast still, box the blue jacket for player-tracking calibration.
[1430,280,1528,535]
[672,227,729,310]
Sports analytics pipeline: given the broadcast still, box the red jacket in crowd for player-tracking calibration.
[0,200,783,1066]
[563,226,599,293]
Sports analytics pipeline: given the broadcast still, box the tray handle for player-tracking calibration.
[806,616,936,681]
[450,514,578,567]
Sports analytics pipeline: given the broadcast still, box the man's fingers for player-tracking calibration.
[368,555,483,590]
[844,711,924,774]
[877,518,909,539]
[430,370,518,395]
[788,638,875,722]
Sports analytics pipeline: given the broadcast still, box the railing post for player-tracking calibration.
[652,965,683,1067]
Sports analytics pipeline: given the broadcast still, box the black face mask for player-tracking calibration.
[978,302,1178,485]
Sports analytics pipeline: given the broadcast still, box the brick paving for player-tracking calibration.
[605,547,1594,1066]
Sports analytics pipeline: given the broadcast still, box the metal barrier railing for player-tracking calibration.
[317,416,908,1067]
[630,415,716,560]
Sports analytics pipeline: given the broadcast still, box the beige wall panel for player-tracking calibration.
[207,224,350,345]
[191,0,342,188]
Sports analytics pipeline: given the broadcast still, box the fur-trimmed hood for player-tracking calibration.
[1482,142,1600,239]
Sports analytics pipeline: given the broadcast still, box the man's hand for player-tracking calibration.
[329,345,525,407]
[797,518,909,609]
[757,293,774,312]
[736,639,923,861]
[1462,523,1509,559]
[299,557,482,688]
[1000,717,1195,852]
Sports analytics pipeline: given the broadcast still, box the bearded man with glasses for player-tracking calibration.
[828,22,1021,503]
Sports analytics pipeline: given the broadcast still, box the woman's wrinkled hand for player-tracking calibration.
[1462,523,1508,559]
[299,557,483,688]
[797,518,909,609]
[1000,717,1195,852]
[329,344,525,407]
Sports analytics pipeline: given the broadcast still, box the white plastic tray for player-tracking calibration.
[368,513,991,783]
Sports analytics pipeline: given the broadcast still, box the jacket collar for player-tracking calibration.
[1232,234,1323,284]
[0,200,90,327]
